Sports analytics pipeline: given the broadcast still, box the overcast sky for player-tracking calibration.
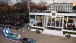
[11,0,76,5]
[33,0,76,4]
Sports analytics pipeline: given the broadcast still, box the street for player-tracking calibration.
[0,27,76,43]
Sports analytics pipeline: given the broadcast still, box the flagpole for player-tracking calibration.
[23,0,30,32]
[29,2,30,23]
[27,0,31,30]
[22,0,30,32]
[27,0,30,23]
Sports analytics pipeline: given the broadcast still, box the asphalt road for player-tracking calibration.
[0,27,76,43]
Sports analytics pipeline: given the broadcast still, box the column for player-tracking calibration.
[75,18,76,27]
[42,15,44,27]
[51,17,52,26]
[62,16,64,28]
[55,17,56,27]
[29,15,30,23]
[45,16,47,27]
[73,18,76,26]
[45,16,48,26]
[44,16,45,27]
[35,15,36,26]
[59,17,61,27]
[66,16,68,27]
[73,18,75,24]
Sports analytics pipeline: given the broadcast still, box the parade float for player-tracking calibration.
[3,28,21,42]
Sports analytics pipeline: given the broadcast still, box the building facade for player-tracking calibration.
[47,3,73,13]
[29,11,76,37]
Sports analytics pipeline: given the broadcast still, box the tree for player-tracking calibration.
[73,6,76,10]
[13,1,29,22]
[13,2,28,13]
[35,4,47,12]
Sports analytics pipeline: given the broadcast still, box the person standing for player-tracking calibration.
[65,33,71,38]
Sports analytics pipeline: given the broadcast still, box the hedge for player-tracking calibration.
[30,27,44,31]
[63,31,76,35]
[30,15,35,18]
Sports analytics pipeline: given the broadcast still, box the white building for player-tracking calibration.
[47,3,73,12]
[29,11,76,37]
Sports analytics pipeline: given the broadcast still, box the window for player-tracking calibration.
[65,9,67,11]
[70,9,71,11]
[66,6,67,8]
[47,17,63,31]
[36,15,43,27]
[68,6,69,8]
[61,9,62,11]
[68,9,69,11]
[64,9,65,11]
[56,9,57,11]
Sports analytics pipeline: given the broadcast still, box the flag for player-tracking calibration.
[27,2,30,11]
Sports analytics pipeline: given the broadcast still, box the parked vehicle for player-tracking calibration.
[21,38,38,43]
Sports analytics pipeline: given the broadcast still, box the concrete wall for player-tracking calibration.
[30,28,76,37]
[42,29,64,37]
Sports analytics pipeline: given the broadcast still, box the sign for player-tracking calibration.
[51,11,57,18]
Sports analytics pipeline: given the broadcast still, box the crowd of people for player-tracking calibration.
[64,23,76,30]
[64,19,76,30]
[0,14,29,30]
[47,19,76,31]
